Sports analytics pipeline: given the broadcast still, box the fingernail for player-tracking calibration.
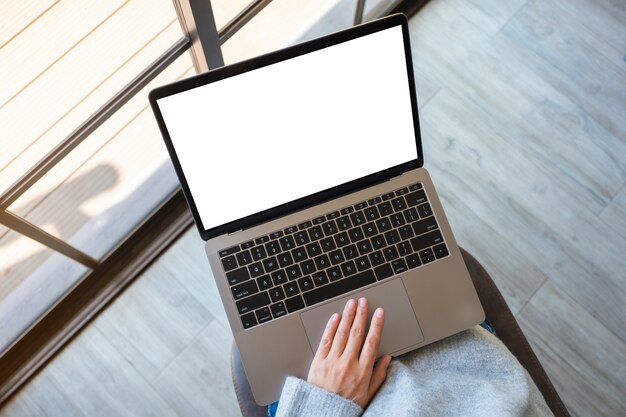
[375,308,384,318]
[345,299,355,311]
[359,297,367,307]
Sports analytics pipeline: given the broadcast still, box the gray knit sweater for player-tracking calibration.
[276,326,553,417]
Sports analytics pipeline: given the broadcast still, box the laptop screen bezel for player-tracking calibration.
[149,14,423,241]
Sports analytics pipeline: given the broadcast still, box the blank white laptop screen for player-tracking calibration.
[156,25,417,232]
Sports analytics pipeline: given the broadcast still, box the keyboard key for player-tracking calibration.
[255,235,270,245]
[355,256,371,271]
[301,260,316,276]
[285,295,306,312]
[411,230,444,252]
[406,253,422,269]
[370,234,386,251]
[369,250,385,266]
[327,211,340,220]
[265,241,282,256]
[313,216,326,224]
[298,275,314,292]
[221,255,238,272]
[292,247,309,263]
[232,280,259,300]
[308,226,324,241]
[284,281,300,297]
[357,239,373,255]
[322,220,338,236]
[409,183,422,191]
[298,220,312,230]
[280,235,296,251]
[314,254,331,270]
[329,249,345,265]
[251,246,267,261]
[248,262,265,278]
[271,270,288,286]
[341,260,357,276]
[354,201,367,210]
[362,222,378,238]
[397,241,412,257]
[405,190,427,207]
[294,231,310,246]
[375,217,392,233]
[327,266,343,281]
[220,245,240,257]
[335,232,350,247]
[417,202,433,217]
[395,187,409,196]
[390,212,406,227]
[392,259,408,274]
[278,252,294,268]
[306,241,322,258]
[350,211,366,226]
[340,206,354,215]
[241,240,255,249]
[391,197,407,212]
[312,271,329,286]
[364,206,380,221]
[384,229,401,245]
[241,312,258,329]
[256,307,272,324]
[303,270,376,306]
[236,292,270,314]
[270,230,284,239]
[382,192,395,201]
[337,216,352,231]
[433,243,449,258]
[285,264,303,280]
[383,246,399,262]
[378,201,393,216]
[412,216,438,236]
[374,263,394,281]
[399,225,414,240]
[403,207,419,223]
[257,275,273,291]
[284,225,297,234]
[419,248,436,264]
[368,196,382,205]
[271,301,287,318]
[227,267,250,286]
[320,237,336,252]
[348,227,365,242]
[269,286,286,302]
[236,250,253,266]
[343,244,359,260]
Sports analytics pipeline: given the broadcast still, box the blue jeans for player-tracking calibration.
[267,320,496,417]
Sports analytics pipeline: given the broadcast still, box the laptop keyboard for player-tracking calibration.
[219,182,449,329]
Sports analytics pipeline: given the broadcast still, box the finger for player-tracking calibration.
[360,307,385,367]
[343,298,368,356]
[367,354,392,401]
[314,313,340,359]
[329,299,358,356]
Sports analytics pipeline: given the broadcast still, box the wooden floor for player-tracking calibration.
[2,0,625,415]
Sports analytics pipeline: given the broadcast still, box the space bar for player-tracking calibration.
[303,270,376,307]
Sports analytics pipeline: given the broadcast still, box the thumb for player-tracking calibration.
[367,354,392,401]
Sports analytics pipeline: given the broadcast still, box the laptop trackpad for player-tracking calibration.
[300,278,424,357]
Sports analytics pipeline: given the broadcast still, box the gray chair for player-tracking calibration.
[230,248,570,417]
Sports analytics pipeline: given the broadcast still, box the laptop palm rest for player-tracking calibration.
[300,278,424,357]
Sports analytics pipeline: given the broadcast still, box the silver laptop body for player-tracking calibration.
[150,14,484,406]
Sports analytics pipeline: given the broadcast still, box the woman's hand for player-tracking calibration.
[306,298,392,409]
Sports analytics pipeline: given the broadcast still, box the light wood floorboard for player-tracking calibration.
[2,0,625,416]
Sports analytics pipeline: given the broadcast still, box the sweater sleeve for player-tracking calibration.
[276,377,363,417]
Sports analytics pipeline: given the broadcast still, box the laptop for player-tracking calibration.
[149,14,484,405]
